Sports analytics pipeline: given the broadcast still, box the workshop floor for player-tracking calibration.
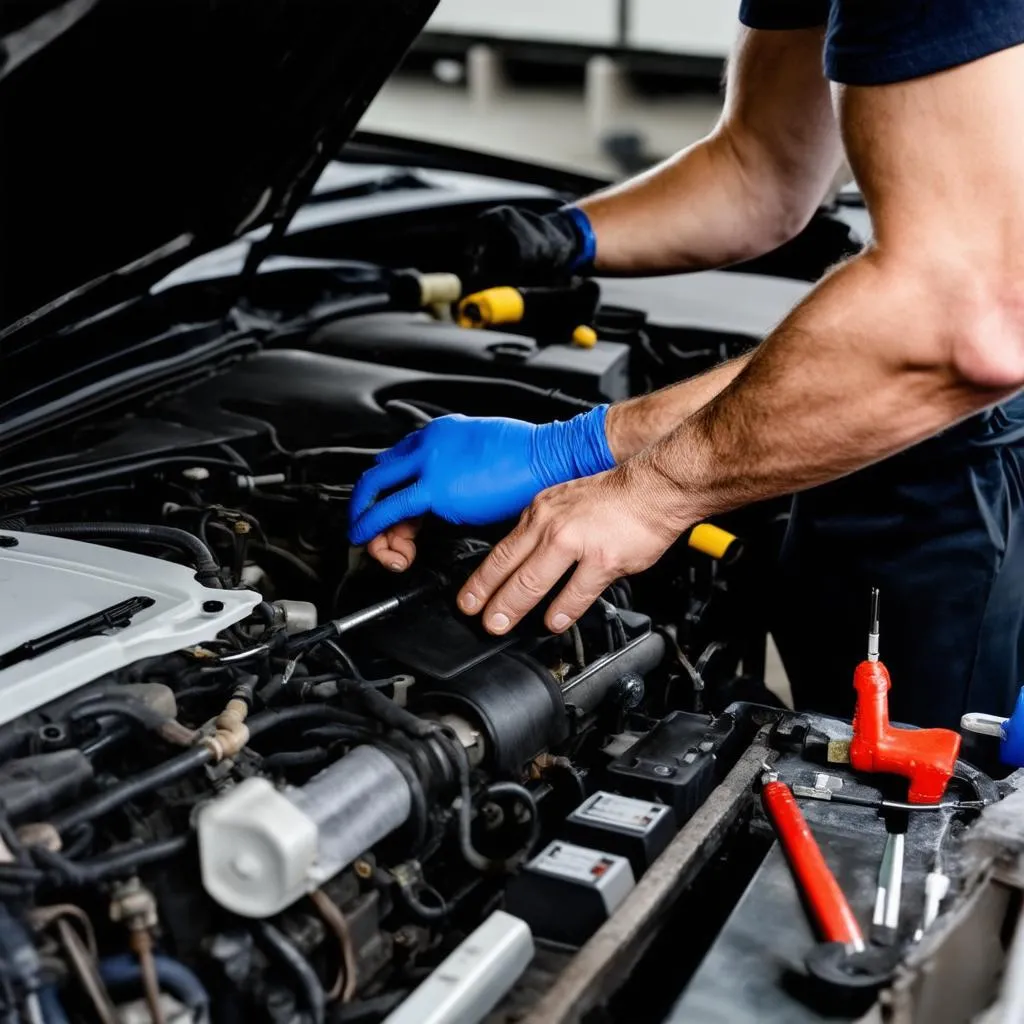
[363,70,793,706]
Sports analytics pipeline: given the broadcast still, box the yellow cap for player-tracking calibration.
[572,325,598,349]
[457,287,525,329]
[688,523,740,561]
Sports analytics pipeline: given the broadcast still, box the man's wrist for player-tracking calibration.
[618,454,698,540]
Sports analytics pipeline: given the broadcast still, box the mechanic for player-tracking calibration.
[350,1,1024,732]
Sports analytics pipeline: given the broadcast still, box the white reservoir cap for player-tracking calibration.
[198,777,318,918]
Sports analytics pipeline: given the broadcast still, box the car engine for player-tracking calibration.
[0,258,775,1023]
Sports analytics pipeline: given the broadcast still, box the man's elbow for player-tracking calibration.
[945,277,1024,393]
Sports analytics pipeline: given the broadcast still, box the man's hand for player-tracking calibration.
[456,462,689,636]
[349,407,616,556]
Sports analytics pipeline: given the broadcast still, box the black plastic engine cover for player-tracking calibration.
[310,312,631,402]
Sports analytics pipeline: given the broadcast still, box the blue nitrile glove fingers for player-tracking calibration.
[348,407,614,546]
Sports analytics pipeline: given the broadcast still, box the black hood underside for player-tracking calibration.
[0,0,438,342]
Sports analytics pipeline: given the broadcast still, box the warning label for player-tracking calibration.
[572,792,670,836]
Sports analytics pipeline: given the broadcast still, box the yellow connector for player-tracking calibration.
[688,523,741,562]
[572,325,598,349]
[457,287,525,329]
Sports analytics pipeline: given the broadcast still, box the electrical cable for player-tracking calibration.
[395,875,448,921]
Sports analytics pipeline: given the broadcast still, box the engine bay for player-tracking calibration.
[0,208,1020,1024]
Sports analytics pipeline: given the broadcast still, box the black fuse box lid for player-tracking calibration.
[605,711,744,826]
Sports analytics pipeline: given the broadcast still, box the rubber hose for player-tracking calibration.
[247,704,374,740]
[256,923,325,1024]
[68,698,168,732]
[98,954,209,1017]
[76,836,189,882]
[26,523,221,587]
[50,746,212,835]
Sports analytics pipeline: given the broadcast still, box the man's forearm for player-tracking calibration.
[577,27,841,276]
[604,354,752,461]
[630,251,1024,525]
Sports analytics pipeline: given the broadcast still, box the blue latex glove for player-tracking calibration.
[348,406,615,546]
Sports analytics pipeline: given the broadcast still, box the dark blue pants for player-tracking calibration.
[771,400,1024,732]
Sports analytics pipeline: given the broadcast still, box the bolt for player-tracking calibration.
[0,536,17,548]
[482,803,504,830]
[353,859,373,880]
[203,600,224,613]
[233,521,252,536]
[182,467,211,482]
[653,764,673,778]
[616,673,645,710]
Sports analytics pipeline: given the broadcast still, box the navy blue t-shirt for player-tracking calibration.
[739,1,1024,85]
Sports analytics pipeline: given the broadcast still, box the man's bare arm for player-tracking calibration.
[458,44,1024,636]
[635,45,1024,524]
[581,26,843,274]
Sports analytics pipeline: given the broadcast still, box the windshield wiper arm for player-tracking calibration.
[0,596,155,670]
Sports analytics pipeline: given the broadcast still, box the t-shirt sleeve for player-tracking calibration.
[738,0,829,30]
[826,1,1024,86]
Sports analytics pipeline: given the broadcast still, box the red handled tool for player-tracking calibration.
[762,773,865,951]
[849,589,961,805]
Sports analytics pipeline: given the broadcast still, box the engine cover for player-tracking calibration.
[0,532,258,726]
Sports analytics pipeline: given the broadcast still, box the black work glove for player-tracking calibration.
[463,205,597,289]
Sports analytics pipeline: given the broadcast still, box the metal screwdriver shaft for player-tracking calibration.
[868,587,880,663]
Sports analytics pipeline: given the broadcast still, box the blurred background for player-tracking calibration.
[363,0,738,180]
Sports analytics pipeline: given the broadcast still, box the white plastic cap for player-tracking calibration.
[198,777,318,918]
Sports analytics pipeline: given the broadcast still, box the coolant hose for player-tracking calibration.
[26,523,221,587]
[98,955,209,1019]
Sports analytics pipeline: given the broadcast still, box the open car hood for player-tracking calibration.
[0,0,438,342]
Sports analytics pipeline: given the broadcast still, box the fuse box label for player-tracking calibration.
[571,792,669,836]
[532,842,628,888]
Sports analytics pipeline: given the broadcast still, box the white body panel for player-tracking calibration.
[0,532,259,725]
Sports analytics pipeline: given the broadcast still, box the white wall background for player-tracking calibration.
[427,0,741,59]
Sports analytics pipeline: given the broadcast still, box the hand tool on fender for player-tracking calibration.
[870,831,905,946]
[849,589,962,804]
[760,769,865,952]
[761,769,904,1006]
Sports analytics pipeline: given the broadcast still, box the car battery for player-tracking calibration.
[561,791,675,879]
[605,711,743,826]
[504,841,634,948]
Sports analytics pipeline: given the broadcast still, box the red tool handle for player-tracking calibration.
[762,780,865,950]
[850,659,961,804]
